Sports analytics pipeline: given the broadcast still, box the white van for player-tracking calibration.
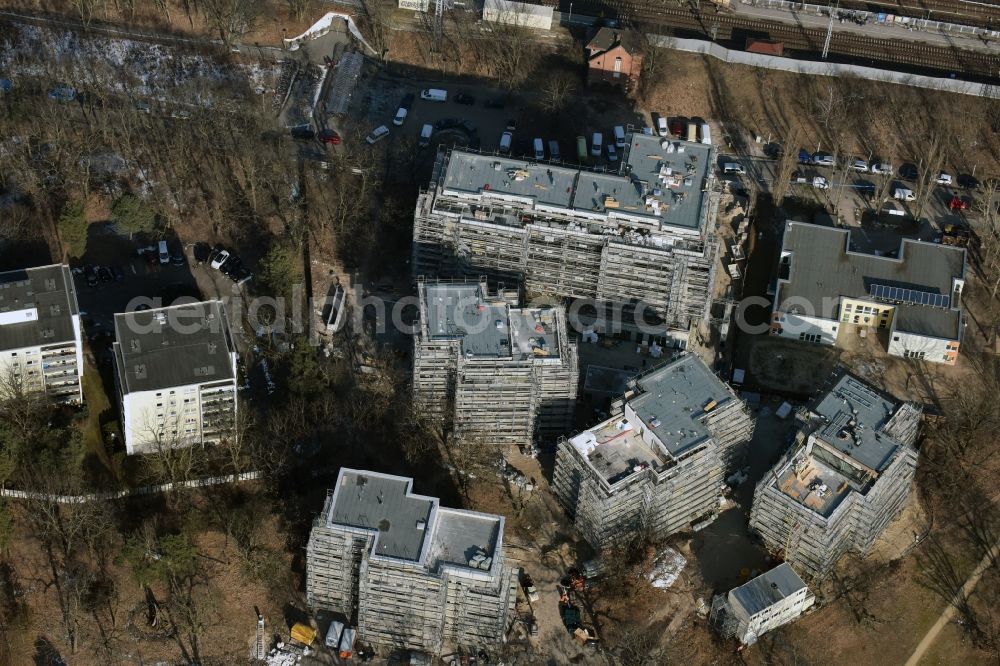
[700,123,712,145]
[613,125,626,148]
[158,240,169,264]
[420,88,447,102]
[723,162,745,175]
[499,131,512,154]
[533,138,544,160]
[419,124,433,147]
[591,132,603,156]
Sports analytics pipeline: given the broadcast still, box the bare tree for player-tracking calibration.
[771,124,803,206]
[539,72,576,114]
[357,0,394,60]
[200,0,260,46]
[474,1,537,90]
[975,181,1000,299]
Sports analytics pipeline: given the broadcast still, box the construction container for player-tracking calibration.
[291,622,317,646]
[325,620,344,648]
[339,627,356,660]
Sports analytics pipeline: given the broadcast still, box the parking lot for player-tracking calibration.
[344,71,647,169]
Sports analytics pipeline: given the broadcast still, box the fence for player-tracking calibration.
[0,471,262,504]
[749,0,1000,39]
[647,34,1000,99]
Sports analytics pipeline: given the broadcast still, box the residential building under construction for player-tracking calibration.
[749,371,921,580]
[551,353,755,549]
[709,563,815,645]
[306,469,517,656]
[413,280,578,446]
[412,132,720,340]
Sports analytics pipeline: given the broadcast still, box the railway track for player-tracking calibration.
[800,0,1000,32]
[554,0,1000,77]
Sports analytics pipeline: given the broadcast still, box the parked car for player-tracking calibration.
[548,140,560,161]
[319,129,341,145]
[499,131,512,154]
[656,116,668,137]
[668,118,685,137]
[723,162,745,175]
[97,266,114,283]
[812,152,835,166]
[290,126,315,141]
[893,187,916,201]
[170,250,185,266]
[949,196,970,211]
[392,107,407,126]
[210,249,230,270]
[871,162,893,175]
[935,172,953,185]
[365,125,390,144]
[420,88,448,102]
[607,144,618,162]
[455,93,475,105]
[798,149,812,164]
[193,242,212,264]
[813,176,830,189]
[791,170,807,184]
[435,118,461,131]
[505,118,518,131]
[850,159,869,172]
[899,163,918,180]
[533,138,544,160]
[957,174,979,189]
[400,92,415,110]
[591,133,603,157]
[613,126,626,148]
[84,265,98,287]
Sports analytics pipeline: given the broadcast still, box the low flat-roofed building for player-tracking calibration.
[771,222,966,364]
[413,133,719,336]
[552,353,754,549]
[749,371,921,579]
[112,300,237,455]
[306,469,517,655]
[710,563,814,645]
[0,264,83,403]
[413,280,578,446]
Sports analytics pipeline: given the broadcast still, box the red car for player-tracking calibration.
[949,196,969,211]
[319,129,341,145]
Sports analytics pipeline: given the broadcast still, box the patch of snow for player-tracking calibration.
[647,547,686,589]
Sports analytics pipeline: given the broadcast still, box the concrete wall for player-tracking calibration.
[647,35,1000,100]
[772,312,839,345]
[483,0,554,30]
[887,328,958,364]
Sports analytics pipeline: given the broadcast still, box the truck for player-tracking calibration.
[420,88,447,102]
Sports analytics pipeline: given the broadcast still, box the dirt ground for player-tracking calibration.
[3,489,299,666]
[747,336,844,394]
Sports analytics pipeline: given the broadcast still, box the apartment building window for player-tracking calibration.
[903,350,926,360]
[798,333,821,343]
[844,303,852,311]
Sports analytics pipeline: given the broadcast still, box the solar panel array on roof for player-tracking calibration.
[869,283,951,309]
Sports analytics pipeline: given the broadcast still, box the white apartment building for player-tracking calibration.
[710,563,815,645]
[112,300,238,455]
[0,264,83,403]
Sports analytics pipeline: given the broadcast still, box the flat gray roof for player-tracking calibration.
[619,132,712,231]
[438,134,712,232]
[811,372,902,472]
[328,470,434,561]
[427,508,501,571]
[442,153,577,209]
[778,223,965,340]
[327,470,503,570]
[630,353,738,456]
[0,264,79,351]
[731,563,808,617]
[423,283,560,359]
[113,300,235,394]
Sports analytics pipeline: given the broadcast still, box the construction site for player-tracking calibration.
[551,353,755,550]
[748,371,922,580]
[412,132,720,338]
[305,469,518,657]
[412,279,579,447]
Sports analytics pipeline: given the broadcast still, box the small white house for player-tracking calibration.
[710,563,814,645]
